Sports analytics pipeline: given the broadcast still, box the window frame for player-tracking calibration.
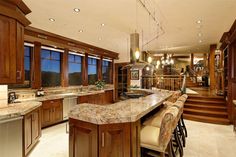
[88,56,99,85]
[102,58,112,84]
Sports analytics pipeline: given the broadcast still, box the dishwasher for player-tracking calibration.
[63,96,77,120]
[0,116,23,157]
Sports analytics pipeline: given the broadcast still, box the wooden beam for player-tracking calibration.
[209,44,217,90]
[31,42,41,89]
[190,53,194,69]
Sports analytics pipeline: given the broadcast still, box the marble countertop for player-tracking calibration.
[0,101,42,121]
[69,89,172,124]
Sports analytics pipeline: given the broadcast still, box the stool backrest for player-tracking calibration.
[159,112,174,150]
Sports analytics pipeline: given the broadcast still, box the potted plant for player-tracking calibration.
[95,80,106,90]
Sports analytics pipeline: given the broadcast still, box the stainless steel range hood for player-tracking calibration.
[122,33,148,70]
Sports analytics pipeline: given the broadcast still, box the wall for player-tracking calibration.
[174,58,190,71]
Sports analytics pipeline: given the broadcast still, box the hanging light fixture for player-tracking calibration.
[148,56,152,63]
[156,60,160,65]
[170,59,174,64]
[146,66,150,71]
[135,49,140,60]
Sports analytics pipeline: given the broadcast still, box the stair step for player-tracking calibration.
[184,103,227,112]
[187,95,224,100]
[186,99,225,104]
[183,113,230,125]
[184,108,228,118]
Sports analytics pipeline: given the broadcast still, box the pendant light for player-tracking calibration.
[148,56,152,63]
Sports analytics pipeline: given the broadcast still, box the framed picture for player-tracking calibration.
[130,70,139,80]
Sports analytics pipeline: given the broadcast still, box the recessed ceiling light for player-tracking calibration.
[196,20,202,24]
[74,8,80,13]
[79,29,83,33]
[98,37,102,40]
[199,40,202,43]
[198,33,202,37]
[49,18,55,22]
[101,23,105,26]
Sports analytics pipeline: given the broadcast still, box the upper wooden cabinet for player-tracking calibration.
[0,0,31,84]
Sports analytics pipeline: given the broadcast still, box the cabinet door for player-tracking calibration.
[99,123,131,157]
[24,114,32,151]
[104,90,113,104]
[16,22,25,83]
[69,119,98,157]
[88,94,96,104]
[78,95,88,104]
[32,108,41,142]
[0,15,17,83]
[42,101,54,127]
[53,100,63,123]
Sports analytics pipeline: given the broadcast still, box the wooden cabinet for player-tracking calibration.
[69,119,132,157]
[24,107,41,156]
[41,99,63,127]
[103,90,114,104]
[77,90,113,105]
[69,119,98,157]
[0,1,30,84]
[99,123,131,157]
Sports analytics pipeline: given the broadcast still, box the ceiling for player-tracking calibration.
[24,0,236,61]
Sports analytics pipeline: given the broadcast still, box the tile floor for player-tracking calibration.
[28,120,236,157]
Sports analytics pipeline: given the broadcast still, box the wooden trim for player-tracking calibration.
[83,54,88,86]
[61,49,69,87]
[98,56,103,80]
[0,1,31,26]
[31,42,41,89]
[6,0,31,14]
[24,26,119,59]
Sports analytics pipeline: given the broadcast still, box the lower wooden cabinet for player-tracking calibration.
[77,90,114,105]
[69,119,134,157]
[41,99,63,127]
[24,107,41,156]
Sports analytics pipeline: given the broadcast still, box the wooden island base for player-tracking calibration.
[69,118,141,157]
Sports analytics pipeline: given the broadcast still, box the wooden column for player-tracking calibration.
[209,44,217,90]
[31,42,41,89]
[82,53,88,86]
[61,49,68,87]
[111,59,114,84]
[97,56,103,81]
[203,53,208,68]
[190,53,194,69]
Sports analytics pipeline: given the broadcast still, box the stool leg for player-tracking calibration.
[178,121,186,147]
[181,114,188,137]
[174,128,183,157]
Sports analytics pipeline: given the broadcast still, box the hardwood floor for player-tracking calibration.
[184,87,230,125]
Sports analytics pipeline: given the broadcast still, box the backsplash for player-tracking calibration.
[0,85,8,107]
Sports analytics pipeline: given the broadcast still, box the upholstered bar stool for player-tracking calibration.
[141,112,175,157]
[143,105,184,157]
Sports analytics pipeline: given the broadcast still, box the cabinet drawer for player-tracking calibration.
[42,99,62,108]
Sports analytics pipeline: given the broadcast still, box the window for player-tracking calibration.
[88,57,98,84]
[102,60,112,83]
[68,54,82,85]
[41,49,61,87]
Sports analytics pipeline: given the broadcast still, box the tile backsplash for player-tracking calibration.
[0,85,8,107]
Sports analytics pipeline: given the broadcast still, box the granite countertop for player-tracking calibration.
[17,88,114,102]
[69,90,172,124]
[233,100,236,106]
[0,101,42,121]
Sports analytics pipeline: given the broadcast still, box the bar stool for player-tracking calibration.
[141,111,175,157]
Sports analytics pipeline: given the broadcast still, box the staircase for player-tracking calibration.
[183,94,230,125]
[186,77,199,87]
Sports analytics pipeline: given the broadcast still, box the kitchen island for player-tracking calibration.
[68,89,172,157]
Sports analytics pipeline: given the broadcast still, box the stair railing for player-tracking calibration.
[152,75,184,91]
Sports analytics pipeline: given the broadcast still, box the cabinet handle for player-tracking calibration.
[16,71,22,80]
[102,132,105,147]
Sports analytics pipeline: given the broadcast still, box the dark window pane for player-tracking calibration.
[68,54,74,62]
[75,56,82,63]
[68,54,82,86]
[102,60,111,83]
[41,49,50,59]
[41,50,61,87]
[24,47,30,57]
[51,51,61,60]
[88,57,98,85]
